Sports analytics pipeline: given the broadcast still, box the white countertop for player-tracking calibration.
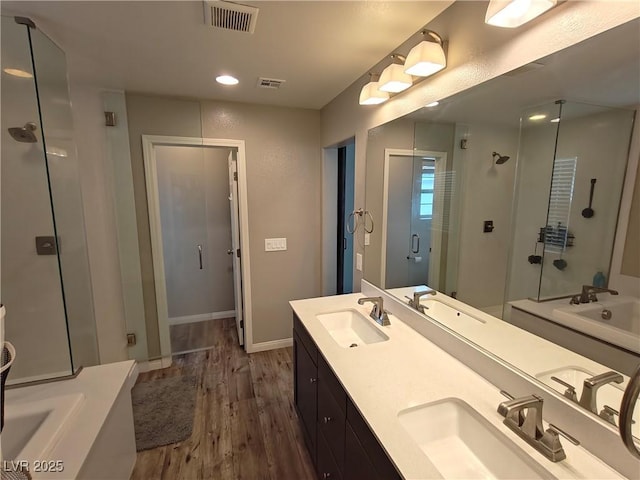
[3,360,137,479]
[389,287,633,388]
[290,293,623,480]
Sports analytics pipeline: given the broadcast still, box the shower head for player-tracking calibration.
[8,122,37,143]
[492,151,510,164]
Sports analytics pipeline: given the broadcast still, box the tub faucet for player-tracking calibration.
[357,296,390,326]
[579,371,623,414]
[406,289,436,313]
[498,393,578,462]
[576,285,619,304]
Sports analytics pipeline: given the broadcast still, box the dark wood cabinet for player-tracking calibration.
[293,313,402,480]
[294,330,317,465]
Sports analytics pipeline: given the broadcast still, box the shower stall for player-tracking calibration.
[1,16,98,384]
[505,100,635,304]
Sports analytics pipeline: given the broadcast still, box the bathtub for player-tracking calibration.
[1,360,137,479]
[2,393,84,463]
[552,296,640,354]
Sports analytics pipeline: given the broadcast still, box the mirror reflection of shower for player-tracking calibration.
[7,122,38,143]
[492,151,510,164]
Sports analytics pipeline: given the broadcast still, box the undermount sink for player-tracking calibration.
[316,309,389,348]
[419,299,486,325]
[398,398,553,479]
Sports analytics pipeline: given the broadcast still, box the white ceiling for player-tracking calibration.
[1,1,454,109]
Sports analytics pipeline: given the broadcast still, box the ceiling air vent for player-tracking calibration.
[204,1,259,34]
[257,77,286,89]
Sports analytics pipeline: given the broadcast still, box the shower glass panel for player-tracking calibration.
[0,17,98,384]
[505,100,635,303]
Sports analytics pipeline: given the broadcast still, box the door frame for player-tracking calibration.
[142,135,253,358]
[381,148,447,289]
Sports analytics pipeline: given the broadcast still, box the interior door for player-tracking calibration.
[228,151,244,346]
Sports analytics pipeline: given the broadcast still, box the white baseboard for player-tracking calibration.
[249,338,293,353]
[169,310,235,326]
[136,356,172,372]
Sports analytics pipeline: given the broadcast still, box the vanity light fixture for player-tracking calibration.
[404,30,446,77]
[3,68,32,78]
[359,73,389,105]
[528,114,547,121]
[378,54,412,93]
[550,117,560,123]
[216,74,239,85]
[485,0,557,28]
[425,101,440,107]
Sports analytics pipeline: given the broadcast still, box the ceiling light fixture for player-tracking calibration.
[216,75,239,85]
[529,114,547,121]
[485,0,558,28]
[404,30,446,77]
[425,101,440,107]
[359,74,389,105]
[3,68,33,78]
[378,54,412,93]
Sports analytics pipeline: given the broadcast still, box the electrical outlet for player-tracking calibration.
[356,253,363,271]
[265,238,287,251]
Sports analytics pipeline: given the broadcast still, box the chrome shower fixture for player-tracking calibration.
[8,122,37,143]
[492,151,510,164]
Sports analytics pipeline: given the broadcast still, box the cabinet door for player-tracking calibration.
[294,332,317,463]
[318,427,343,480]
[344,423,378,480]
[318,383,345,472]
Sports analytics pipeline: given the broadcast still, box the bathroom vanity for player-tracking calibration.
[290,291,627,479]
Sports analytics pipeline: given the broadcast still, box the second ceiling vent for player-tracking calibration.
[204,1,259,34]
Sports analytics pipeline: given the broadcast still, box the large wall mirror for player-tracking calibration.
[364,18,639,443]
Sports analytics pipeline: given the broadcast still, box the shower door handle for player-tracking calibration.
[411,234,420,254]
[197,245,203,270]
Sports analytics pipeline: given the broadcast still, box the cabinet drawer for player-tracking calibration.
[318,383,345,472]
[318,354,346,414]
[346,398,401,480]
[318,427,343,480]
[294,313,318,365]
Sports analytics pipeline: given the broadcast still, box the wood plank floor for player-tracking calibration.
[131,318,315,480]
[170,318,222,354]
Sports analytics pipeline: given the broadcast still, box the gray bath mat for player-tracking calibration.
[132,374,197,451]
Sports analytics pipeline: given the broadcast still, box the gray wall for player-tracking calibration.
[126,94,322,352]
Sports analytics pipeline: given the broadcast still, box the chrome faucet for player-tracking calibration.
[579,371,623,414]
[498,393,578,462]
[406,289,436,313]
[572,285,619,304]
[357,296,390,326]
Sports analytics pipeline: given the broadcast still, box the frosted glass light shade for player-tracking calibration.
[359,81,389,105]
[378,63,412,93]
[485,0,557,28]
[404,41,446,77]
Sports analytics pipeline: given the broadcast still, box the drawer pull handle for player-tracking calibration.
[309,378,317,383]
[323,416,332,423]
[322,474,331,479]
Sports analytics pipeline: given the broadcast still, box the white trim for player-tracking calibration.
[142,135,253,358]
[171,346,217,356]
[169,310,236,326]
[381,149,446,289]
[136,356,172,373]
[250,338,293,353]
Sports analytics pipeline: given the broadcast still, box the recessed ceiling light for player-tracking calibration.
[3,68,33,78]
[426,101,440,107]
[216,75,239,86]
[529,114,547,121]
[550,117,560,123]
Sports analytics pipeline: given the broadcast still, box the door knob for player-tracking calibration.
[227,249,234,255]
